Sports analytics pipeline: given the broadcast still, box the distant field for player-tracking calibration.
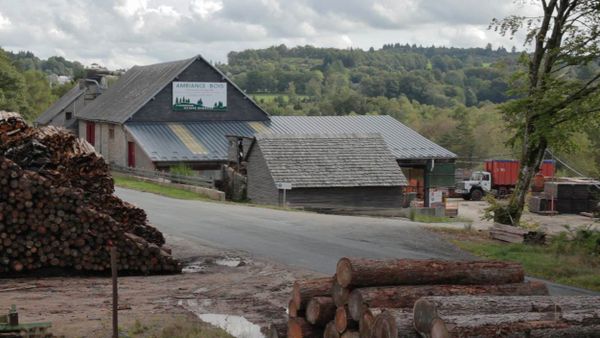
[251,93,309,103]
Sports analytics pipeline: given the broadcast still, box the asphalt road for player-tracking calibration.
[115,187,597,295]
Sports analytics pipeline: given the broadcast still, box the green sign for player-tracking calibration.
[172,82,227,111]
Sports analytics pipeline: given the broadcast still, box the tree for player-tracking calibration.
[491,0,600,224]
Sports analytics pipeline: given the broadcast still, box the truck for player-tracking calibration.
[455,159,555,201]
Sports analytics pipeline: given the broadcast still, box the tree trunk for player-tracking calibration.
[335,305,358,333]
[506,137,548,224]
[288,317,322,338]
[306,296,336,326]
[371,309,418,338]
[348,281,547,321]
[292,277,334,311]
[336,258,524,288]
[428,310,600,338]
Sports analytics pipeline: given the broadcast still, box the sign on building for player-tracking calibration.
[172,82,227,111]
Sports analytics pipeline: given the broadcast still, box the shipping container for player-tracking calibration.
[484,159,556,188]
[484,160,520,187]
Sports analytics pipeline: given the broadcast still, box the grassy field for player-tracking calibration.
[112,174,212,201]
[430,227,600,292]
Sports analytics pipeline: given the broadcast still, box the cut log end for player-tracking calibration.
[336,257,353,287]
[413,298,438,335]
[348,290,364,321]
[324,321,340,338]
[306,296,336,326]
[430,318,450,338]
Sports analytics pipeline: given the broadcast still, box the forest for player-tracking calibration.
[218,44,600,176]
[0,44,598,176]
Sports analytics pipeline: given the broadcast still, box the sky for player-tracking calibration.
[0,0,541,69]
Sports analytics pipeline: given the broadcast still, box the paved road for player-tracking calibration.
[116,188,597,295]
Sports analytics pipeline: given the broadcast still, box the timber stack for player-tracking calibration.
[271,256,599,337]
[0,112,179,274]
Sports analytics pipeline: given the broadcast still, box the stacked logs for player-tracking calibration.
[276,257,556,338]
[0,112,178,274]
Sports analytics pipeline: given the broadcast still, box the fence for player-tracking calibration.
[111,164,214,188]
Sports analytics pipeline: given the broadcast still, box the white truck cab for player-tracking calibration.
[455,171,492,201]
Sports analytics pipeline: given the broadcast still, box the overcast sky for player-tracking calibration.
[0,0,541,69]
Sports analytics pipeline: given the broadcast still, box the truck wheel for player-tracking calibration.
[470,189,484,201]
[462,194,471,201]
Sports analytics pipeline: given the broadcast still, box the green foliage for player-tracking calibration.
[169,163,195,177]
[113,175,211,200]
[483,195,519,225]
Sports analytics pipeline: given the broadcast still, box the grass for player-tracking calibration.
[122,316,234,338]
[113,174,212,201]
[411,213,472,224]
[430,227,600,292]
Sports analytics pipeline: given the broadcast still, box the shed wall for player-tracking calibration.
[131,59,268,122]
[286,187,405,210]
[246,144,279,205]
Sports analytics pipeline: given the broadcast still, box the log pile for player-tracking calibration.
[0,112,178,274]
[275,257,561,338]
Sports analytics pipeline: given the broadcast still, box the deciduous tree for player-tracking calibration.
[491,0,600,224]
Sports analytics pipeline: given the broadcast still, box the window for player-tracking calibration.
[65,112,72,120]
[109,128,115,139]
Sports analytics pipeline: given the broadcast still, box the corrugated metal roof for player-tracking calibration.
[125,115,456,163]
[255,133,407,188]
[35,85,84,125]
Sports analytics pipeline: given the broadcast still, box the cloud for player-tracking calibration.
[0,0,540,68]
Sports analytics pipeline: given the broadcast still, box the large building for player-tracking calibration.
[39,55,457,205]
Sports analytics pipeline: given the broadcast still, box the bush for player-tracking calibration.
[170,163,194,177]
[550,226,600,259]
[483,195,519,225]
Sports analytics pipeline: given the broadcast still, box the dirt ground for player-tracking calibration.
[454,199,599,235]
[0,235,321,338]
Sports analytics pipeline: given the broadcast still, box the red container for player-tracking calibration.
[485,160,520,187]
[540,160,555,178]
[484,159,556,188]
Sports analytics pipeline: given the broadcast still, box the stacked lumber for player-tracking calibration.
[275,257,551,338]
[0,112,178,274]
[489,223,546,244]
[413,295,600,337]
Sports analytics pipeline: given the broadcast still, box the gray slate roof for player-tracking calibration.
[77,57,195,123]
[125,115,456,163]
[35,85,84,125]
[76,55,268,123]
[254,133,408,188]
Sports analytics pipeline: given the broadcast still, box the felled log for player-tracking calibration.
[426,310,600,338]
[288,317,322,338]
[489,223,546,244]
[348,281,547,321]
[336,258,524,288]
[266,322,287,338]
[371,309,418,338]
[306,296,336,326]
[358,308,382,338]
[335,306,358,334]
[324,321,340,338]
[292,277,334,310]
[332,280,351,306]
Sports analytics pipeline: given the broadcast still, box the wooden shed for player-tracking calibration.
[245,133,408,213]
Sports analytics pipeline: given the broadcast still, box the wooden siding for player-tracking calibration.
[131,58,268,122]
[286,187,405,210]
[246,144,279,205]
